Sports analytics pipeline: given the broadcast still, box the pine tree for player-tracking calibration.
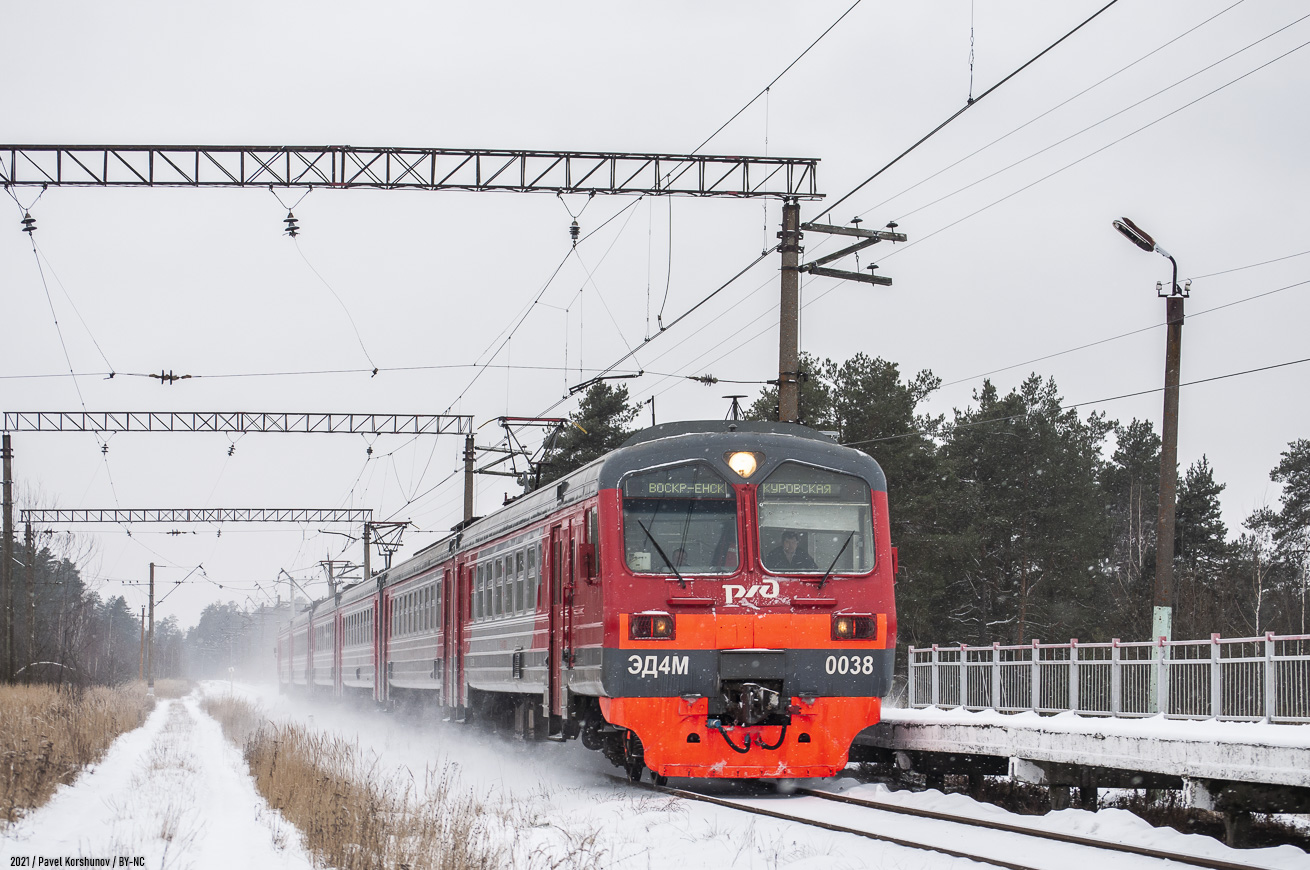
[1101,419,1161,639]
[536,383,641,487]
[1172,455,1232,638]
[939,375,1112,644]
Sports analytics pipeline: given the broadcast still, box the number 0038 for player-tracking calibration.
[825,654,878,676]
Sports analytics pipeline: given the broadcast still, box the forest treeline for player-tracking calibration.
[548,354,1309,648]
[0,535,280,686]
[4,352,1307,686]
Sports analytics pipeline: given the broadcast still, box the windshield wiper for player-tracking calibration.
[818,531,855,591]
[637,519,686,588]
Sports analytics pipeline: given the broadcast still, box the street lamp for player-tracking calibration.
[1114,216,1189,648]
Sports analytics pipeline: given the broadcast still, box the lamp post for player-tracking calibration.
[1113,217,1189,647]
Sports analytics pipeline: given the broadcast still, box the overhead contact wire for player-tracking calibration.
[819,0,1123,221]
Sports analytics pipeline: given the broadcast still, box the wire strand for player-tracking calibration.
[819,0,1122,220]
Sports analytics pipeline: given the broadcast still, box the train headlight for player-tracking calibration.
[726,451,760,478]
[631,613,676,640]
[832,615,876,641]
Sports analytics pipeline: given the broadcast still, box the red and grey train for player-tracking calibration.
[277,420,897,780]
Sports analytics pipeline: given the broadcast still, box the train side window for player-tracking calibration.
[508,555,517,614]
[587,509,600,576]
[494,559,504,617]
[527,546,539,610]
[476,564,485,621]
[497,558,506,617]
[516,551,525,614]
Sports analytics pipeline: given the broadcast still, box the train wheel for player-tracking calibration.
[623,730,646,782]
[652,772,668,787]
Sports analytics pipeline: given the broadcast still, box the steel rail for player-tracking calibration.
[607,774,1039,870]
[797,787,1267,870]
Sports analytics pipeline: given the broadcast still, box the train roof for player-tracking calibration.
[320,421,885,598]
[602,420,884,492]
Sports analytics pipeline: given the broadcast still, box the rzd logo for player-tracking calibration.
[723,578,781,605]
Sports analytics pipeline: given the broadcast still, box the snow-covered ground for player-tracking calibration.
[4,683,1309,869]
[0,692,315,870]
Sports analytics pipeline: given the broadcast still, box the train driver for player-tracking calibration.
[766,529,817,571]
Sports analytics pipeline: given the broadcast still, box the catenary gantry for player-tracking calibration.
[1,411,471,436]
[0,145,821,199]
[19,508,373,525]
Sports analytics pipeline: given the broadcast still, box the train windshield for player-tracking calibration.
[758,463,874,575]
[622,463,739,574]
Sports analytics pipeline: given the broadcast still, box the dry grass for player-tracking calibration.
[148,679,193,700]
[0,683,156,821]
[202,695,504,870]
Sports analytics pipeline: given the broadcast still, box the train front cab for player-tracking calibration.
[593,423,896,779]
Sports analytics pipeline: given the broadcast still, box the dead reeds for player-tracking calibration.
[0,683,156,822]
[202,694,503,870]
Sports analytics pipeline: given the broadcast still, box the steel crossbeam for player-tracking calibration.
[0,145,821,199]
[1,412,472,436]
[20,508,372,525]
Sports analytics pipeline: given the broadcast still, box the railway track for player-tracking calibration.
[609,775,1280,870]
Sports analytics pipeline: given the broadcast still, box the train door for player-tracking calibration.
[379,592,391,705]
[332,613,340,697]
[441,568,453,708]
[563,520,577,675]
[548,524,564,716]
[456,562,470,712]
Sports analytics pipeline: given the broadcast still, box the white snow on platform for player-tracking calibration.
[870,707,1310,788]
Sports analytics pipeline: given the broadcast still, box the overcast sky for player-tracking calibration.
[3,0,1307,628]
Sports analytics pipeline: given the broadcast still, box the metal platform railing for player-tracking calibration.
[907,633,1310,723]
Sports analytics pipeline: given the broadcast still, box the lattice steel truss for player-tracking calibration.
[20,508,372,525]
[0,145,821,199]
[1,412,471,436]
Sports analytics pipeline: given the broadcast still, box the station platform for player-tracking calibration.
[857,706,1310,789]
[854,706,1310,838]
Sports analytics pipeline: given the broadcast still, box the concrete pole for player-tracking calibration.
[1153,295,1184,644]
[147,562,155,694]
[139,605,145,680]
[2,433,13,682]
[25,523,34,685]
[363,523,372,581]
[777,200,802,423]
[463,433,475,523]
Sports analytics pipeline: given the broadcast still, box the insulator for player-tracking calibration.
[366,445,373,456]
[569,219,580,243]
[21,212,36,234]
[228,445,236,456]
[886,221,898,229]
[284,211,299,238]
[850,216,862,227]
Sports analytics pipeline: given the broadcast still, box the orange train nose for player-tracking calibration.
[600,696,881,778]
